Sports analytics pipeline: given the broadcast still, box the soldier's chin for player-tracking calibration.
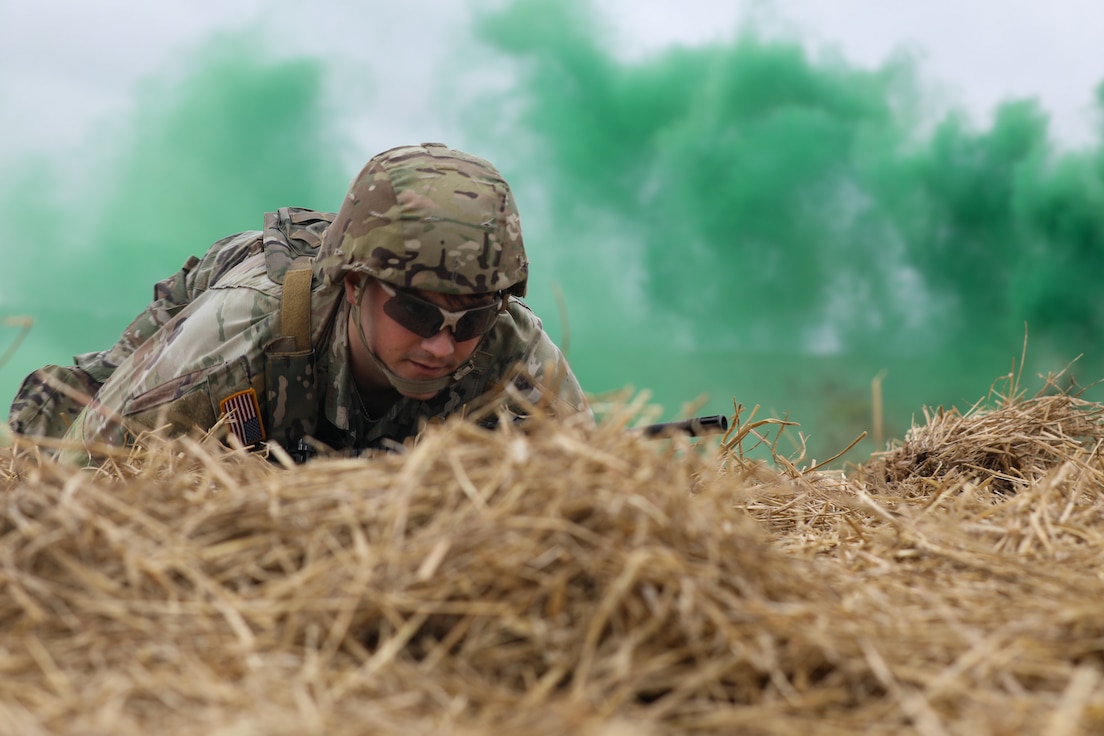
[398,387,442,401]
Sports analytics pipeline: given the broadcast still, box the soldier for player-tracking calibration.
[8,142,588,460]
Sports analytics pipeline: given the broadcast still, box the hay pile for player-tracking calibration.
[3,381,1104,735]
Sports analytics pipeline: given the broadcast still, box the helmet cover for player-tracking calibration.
[317,142,528,296]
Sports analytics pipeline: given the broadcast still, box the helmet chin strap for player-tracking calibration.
[366,346,461,395]
[350,281,470,396]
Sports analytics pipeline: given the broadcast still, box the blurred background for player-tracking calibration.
[2,0,1102,462]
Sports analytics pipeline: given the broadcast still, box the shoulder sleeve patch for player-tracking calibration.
[219,388,267,445]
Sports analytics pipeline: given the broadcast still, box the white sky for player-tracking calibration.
[1,0,1101,158]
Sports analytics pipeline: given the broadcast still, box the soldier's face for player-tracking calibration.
[344,276,487,399]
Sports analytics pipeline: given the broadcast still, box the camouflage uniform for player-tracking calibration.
[8,144,588,459]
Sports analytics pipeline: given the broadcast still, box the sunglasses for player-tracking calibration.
[377,281,504,342]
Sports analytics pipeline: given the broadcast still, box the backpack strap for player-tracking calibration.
[280,259,313,351]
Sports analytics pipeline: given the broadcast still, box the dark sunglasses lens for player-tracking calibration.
[383,288,501,341]
[453,306,500,341]
[383,294,443,338]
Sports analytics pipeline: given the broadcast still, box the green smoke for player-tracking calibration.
[70,42,347,320]
[465,0,1104,455]
[1,36,348,410]
[475,1,1104,351]
[4,2,1103,463]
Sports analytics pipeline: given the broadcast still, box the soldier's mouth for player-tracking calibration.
[407,360,451,378]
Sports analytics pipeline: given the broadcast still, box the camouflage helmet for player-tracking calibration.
[316,142,528,297]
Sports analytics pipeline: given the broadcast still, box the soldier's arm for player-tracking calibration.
[62,279,279,459]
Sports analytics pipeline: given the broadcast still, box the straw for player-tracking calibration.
[2,377,1104,734]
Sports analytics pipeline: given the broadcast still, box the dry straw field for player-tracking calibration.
[2,371,1104,735]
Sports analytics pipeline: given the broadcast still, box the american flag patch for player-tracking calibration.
[219,389,266,446]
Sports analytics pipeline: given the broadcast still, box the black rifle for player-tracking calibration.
[478,413,729,438]
[635,414,729,438]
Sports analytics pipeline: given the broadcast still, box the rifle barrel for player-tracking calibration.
[638,414,729,438]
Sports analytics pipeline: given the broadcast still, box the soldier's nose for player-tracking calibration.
[421,328,457,358]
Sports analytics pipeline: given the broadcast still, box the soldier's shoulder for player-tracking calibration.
[209,251,282,296]
[502,297,544,333]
